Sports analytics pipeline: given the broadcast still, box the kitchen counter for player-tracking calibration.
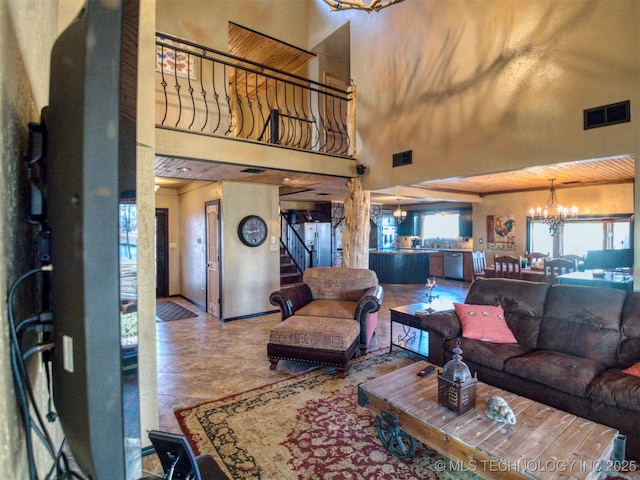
[369,249,433,284]
[369,248,474,283]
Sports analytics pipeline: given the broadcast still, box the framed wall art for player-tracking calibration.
[487,214,515,250]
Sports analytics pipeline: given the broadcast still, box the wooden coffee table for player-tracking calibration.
[358,360,620,480]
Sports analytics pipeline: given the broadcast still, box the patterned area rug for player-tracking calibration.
[175,349,640,480]
[156,300,198,322]
[175,349,481,480]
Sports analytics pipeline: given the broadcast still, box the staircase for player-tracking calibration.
[280,246,303,286]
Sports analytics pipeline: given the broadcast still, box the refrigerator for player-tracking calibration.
[301,222,332,268]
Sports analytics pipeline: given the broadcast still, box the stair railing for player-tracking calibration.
[280,213,313,272]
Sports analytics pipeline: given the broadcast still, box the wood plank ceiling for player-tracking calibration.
[155,155,635,204]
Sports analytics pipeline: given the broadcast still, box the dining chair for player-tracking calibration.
[494,255,522,279]
[543,258,577,284]
[524,251,548,269]
[472,251,487,279]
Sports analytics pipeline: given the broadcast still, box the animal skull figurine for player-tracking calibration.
[484,396,516,424]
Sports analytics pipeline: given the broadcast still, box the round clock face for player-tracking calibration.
[238,215,268,247]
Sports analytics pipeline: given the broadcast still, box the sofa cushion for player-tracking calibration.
[303,267,378,301]
[587,369,640,413]
[444,337,532,371]
[296,299,356,319]
[537,285,626,368]
[268,315,360,351]
[504,350,607,397]
[454,303,517,343]
[464,278,550,348]
[619,292,640,368]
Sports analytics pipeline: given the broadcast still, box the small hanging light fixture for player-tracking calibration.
[529,179,578,237]
[393,199,407,224]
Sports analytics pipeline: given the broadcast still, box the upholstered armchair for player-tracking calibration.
[269,267,384,354]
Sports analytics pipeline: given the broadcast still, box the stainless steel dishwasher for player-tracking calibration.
[443,251,464,279]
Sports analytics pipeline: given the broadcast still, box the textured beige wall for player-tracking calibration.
[308,0,639,193]
[176,180,279,319]
[137,0,159,446]
[177,181,222,307]
[0,2,62,477]
[221,182,280,319]
[472,183,634,259]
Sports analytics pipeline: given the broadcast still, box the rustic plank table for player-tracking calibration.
[358,360,620,480]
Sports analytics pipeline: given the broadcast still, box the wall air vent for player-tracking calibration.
[584,100,630,130]
[392,150,413,167]
[240,167,267,174]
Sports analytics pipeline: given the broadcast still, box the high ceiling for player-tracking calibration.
[154,24,635,207]
[154,155,635,206]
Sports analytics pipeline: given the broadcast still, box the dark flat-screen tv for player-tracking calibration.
[42,1,140,478]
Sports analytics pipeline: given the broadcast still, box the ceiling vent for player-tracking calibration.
[584,100,630,130]
[240,167,267,174]
[392,150,413,167]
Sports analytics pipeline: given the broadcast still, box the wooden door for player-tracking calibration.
[155,208,169,297]
[206,202,221,317]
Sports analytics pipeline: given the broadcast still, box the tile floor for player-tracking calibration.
[155,279,470,434]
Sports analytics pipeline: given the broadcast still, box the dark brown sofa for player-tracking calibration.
[424,278,640,462]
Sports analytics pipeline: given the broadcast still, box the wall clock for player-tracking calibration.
[238,215,268,247]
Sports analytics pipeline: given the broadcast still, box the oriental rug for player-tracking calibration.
[175,349,481,480]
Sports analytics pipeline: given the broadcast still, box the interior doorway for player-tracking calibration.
[205,201,221,317]
[155,208,169,297]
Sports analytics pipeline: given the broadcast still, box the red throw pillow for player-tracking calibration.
[622,361,640,378]
[454,303,518,344]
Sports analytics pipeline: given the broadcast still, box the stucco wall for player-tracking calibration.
[221,181,280,320]
[176,180,279,319]
[0,2,61,477]
[307,0,639,192]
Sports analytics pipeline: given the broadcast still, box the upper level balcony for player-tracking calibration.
[155,33,357,180]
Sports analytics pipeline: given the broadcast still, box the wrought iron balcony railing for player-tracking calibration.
[156,33,354,157]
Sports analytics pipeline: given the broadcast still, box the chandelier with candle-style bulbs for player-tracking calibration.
[322,0,404,13]
[529,179,578,236]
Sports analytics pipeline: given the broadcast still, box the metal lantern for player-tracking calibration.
[437,340,478,415]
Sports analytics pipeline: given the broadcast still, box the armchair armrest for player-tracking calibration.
[269,283,313,320]
[355,285,384,322]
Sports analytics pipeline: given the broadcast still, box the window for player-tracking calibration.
[421,213,460,239]
[527,216,632,258]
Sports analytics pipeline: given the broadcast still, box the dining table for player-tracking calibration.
[482,265,546,282]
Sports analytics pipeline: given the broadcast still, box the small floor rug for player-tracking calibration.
[175,349,481,480]
[156,300,198,322]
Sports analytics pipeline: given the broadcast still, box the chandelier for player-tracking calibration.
[393,199,407,224]
[529,179,578,236]
[322,0,404,13]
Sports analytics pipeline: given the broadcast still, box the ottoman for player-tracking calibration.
[268,315,360,378]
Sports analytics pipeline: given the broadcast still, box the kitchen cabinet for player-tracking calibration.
[459,208,473,238]
[396,211,416,236]
[429,251,444,277]
[463,252,474,281]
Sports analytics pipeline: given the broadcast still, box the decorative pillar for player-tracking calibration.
[343,177,370,268]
